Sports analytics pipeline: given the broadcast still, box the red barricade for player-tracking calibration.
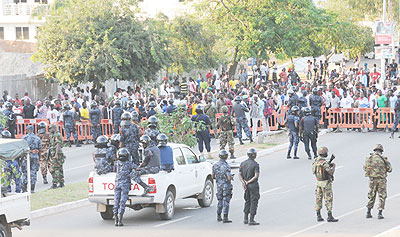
[101,119,113,138]
[376,108,398,129]
[327,108,374,129]
[15,119,49,138]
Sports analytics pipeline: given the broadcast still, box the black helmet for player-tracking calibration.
[140,135,152,148]
[128,100,135,107]
[90,101,98,108]
[149,101,156,108]
[64,103,71,110]
[117,148,130,161]
[247,148,257,159]
[219,149,229,160]
[168,98,174,105]
[290,106,299,115]
[131,110,139,122]
[121,112,132,121]
[195,105,204,114]
[303,107,311,116]
[5,102,12,108]
[1,130,11,138]
[26,125,34,133]
[38,121,47,134]
[312,88,318,95]
[95,135,109,148]
[157,133,168,146]
[110,134,120,147]
[148,116,158,128]
[234,96,242,102]
[114,100,121,106]
[7,114,15,121]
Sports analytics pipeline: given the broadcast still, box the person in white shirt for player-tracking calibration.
[215,77,222,93]
[47,105,60,124]
[340,92,353,108]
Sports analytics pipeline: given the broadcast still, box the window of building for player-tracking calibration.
[14,0,28,3]
[0,27,4,40]
[34,0,48,3]
[16,27,29,40]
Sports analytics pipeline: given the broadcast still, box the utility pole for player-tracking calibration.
[380,0,387,88]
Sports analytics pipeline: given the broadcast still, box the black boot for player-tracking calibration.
[307,152,312,160]
[31,184,35,193]
[49,183,58,189]
[68,141,72,147]
[249,137,253,143]
[114,214,119,226]
[141,182,153,196]
[59,182,65,188]
[239,138,244,145]
[317,210,324,222]
[22,184,27,193]
[244,213,249,224]
[76,141,82,147]
[217,214,222,222]
[223,214,232,223]
[248,214,260,225]
[327,212,338,222]
[293,149,299,159]
[118,214,124,226]
[230,152,236,159]
[43,175,48,184]
[366,208,372,218]
[378,210,384,219]
[286,150,292,159]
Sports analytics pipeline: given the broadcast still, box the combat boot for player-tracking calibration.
[22,184,27,193]
[217,214,222,222]
[68,141,72,147]
[249,136,253,143]
[114,214,119,226]
[118,214,124,226]
[49,183,58,189]
[248,214,259,225]
[366,208,372,218]
[286,150,292,159]
[239,138,244,145]
[31,184,35,193]
[377,210,384,219]
[43,175,48,184]
[293,149,299,159]
[75,141,82,147]
[327,212,338,222]
[307,152,312,160]
[316,210,324,222]
[59,182,65,188]
[243,213,249,224]
[390,132,394,138]
[223,214,232,223]
[230,152,236,159]
[141,182,153,196]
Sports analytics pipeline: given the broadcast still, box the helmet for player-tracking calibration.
[131,110,139,122]
[26,125,34,132]
[157,133,168,147]
[288,89,294,95]
[303,107,311,116]
[148,116,158,128]
[312,88,318,95]
[90,101,98,108]
[49,124,57,132]
[1,130,11,138]
[373,144,384,152]
[206,97,213,102]
[168,98,175,105]
[221,106,229,114]
[140,135,152,148]
[121,120,131,126]
[317,146,328,156]
[291,86,296,92]
[247,148,257,159]
[128,100,135,107]
[38,121,47,134]
[64,103,71,110]
[234,96,242,102]
[219,149,229,160]
[290,106,299,115]
[95,135,109,148]
[149,101,156,108]
[110,134,121,147]
[117,148,130,161]
[121,112,132,121]
[114,100,121,106]
[5,102,13,108]
[195,105,204,114]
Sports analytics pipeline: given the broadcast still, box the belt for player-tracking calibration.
[30,149,40,154]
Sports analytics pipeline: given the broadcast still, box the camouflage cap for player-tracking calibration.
[317,146,328,156]
[373,144,383,151]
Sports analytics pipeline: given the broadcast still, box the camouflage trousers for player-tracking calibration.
[113,181,131,216]
[21,155,39,186]
[315,180,333,212]
[219,130,234,154]
[216,187,232,215]
[4,159,21,193]
[210,118,218,139]
[367,178,387,210]
[91,125,102,142]
[50,155,65,185]
[65,126,78,142]
[39,149,53,177]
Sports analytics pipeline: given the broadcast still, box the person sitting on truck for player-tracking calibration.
[2,130,22,194]
[113,148,132,227]
[157,133,174,173]
[131,135,160,196]
[94,136,113,175]
[108,134,120,165]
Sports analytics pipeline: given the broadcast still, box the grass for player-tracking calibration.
[31,182,88,211]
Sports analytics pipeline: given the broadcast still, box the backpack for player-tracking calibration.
[263,99,273,118]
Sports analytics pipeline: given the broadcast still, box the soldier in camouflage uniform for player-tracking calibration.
[48,124,66,189]
[94,136,114,175]
[204,97,218,139]
[218,106,235,159]
[89,101,102,143]
[212,150,233,223]
[120,112,140,165]
[2,130,21,193]
[145,116,160,147]
[312,146,338,222]
[37,121,51,184]
[22,125,42,193]
[364,144,392,219]
[113,148,132,227]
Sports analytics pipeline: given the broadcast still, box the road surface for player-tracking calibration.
[14,132,400,237]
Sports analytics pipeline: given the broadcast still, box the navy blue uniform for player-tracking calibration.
[191,114,211,153]
[120,124,140,165]
[22,132,42,187]
[159,145,174,172]
[113,159,132,216]
[63,110,78,143]
[89,108,102,141]
[300,115,319,158]
[287,114,300,155]
[213,159,232,215]
[112,105,124,134]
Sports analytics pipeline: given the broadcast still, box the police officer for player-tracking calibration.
[147,101,157,118]
[232,96,253,144]
[287,89,297,109]
[300,107,319,159]
[126,100,136,113]
[22,125,42,193]
[2,130,21,193]
[89,101,102,143]
[131,135,160,196]
[113,148,132,227]
[112,100,124,134]
[191,105,212,158]
[37,122,51,184]
[94,135,113,175]
[166,98,177,114]
[48,124,66,189]
[310,88,323,121]
[157,133,174,173]
[145,116,160,147]
[204,97,218,139]
[63,104,81,147]
[108,134,121,162]
[213,150,233,223]
[131,110,143,137]
[312,146,338,222]
[3,102,16,138]
[390,93,400,138]
[239,148,260,225]
[119,112,140,165]
[218,106,235,159]
[297,91,308,117]
[286,106,300,159]
[364,144,392,219]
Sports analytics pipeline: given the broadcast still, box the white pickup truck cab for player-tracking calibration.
[88,143,214,220]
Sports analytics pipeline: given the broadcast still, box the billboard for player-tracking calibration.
[375,46,393,59]
[375,21,393,44]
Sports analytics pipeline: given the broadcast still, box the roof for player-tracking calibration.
[0,51,44,77]
[0,139,30,160]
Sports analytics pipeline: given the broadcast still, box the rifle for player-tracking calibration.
[46,149,51,161]
[328,154,336,181]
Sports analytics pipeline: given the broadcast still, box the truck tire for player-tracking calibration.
[197,179,214,207]
[0,223,10,237]
[159,190,175,220]
[100,205,114,220]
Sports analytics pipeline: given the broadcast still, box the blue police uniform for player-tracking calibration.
[112,105,124,134]
[120,124,140,165]
[232,103,252,140]
[22,132,42,188]
[89,108,102,142]
[391,98,400,134]
[159,145,174,172]
[113,159,132,216]
[166,105,177,114]
[144,128,160,147]
[300,115,319,159]
[147,109,156,118]
[63,110,78,143]
[287,114,300,158]
[191,114,212,153]
[94,148,114,175]
[131,146,160,189]
[310,94,323,120]
[3,110,16,138]
[213,159,233,215]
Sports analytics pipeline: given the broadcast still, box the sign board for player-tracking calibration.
[375,46,393,59]
[375,21,393,44]
[247,57,256,66]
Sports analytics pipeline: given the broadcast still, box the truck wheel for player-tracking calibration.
[100,205,114,220]
[197,179,214,207]
[159,190,175,220]
[0,223,10,237]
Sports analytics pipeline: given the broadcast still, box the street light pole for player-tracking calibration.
[381,0,387,88]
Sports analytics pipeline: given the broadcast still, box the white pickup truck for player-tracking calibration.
[88,143,214,220]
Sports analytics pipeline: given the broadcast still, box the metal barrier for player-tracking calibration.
[15,119,49,138]
[376,108,398,129]
[327,108,374,129]
[101,119,113,138]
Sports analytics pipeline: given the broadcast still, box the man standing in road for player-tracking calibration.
[300,107,319,159]
[63,104,81,147]
[112,100,124,134]
[218,106,235,159]
[389,93,400,138]
[37,122,51,185]
[364,144,392,219]
[239,148,260,226]
[48,124,66,189]
[89,101,102,143]
[204,97,218,139]
[191,105,212,159]
[309,88,323,121]
[232,96,253,145]
[22,125,42,193]
[213,150,233,223]
[145,116,160,147]
[286,106,300,159]
[312,146,338,222]
[3,102,16,138]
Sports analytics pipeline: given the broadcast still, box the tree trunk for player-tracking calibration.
[290,57,294,70]
[228,46,239,77]
[326,47,336,61]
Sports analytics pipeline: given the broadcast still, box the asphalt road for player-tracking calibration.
[15,132,400,237]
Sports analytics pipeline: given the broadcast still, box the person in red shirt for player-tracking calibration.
[370,69,381,85]
[206,70,213,80]
[332,83,340,97]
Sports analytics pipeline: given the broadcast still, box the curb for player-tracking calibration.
[31,198,90,219]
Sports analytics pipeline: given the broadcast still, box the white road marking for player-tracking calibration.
[153,216,192,227]
[183,207,201,210]
[64,163,93,172]
[336,165,344,169]
[261,187,282,195]
[374,224,400,237]
[282,192,400,237]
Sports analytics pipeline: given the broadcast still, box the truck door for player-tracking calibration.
[181,147,202,193]
[173,148,191,198]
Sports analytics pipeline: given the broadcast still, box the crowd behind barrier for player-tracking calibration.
[14,106,399,141]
